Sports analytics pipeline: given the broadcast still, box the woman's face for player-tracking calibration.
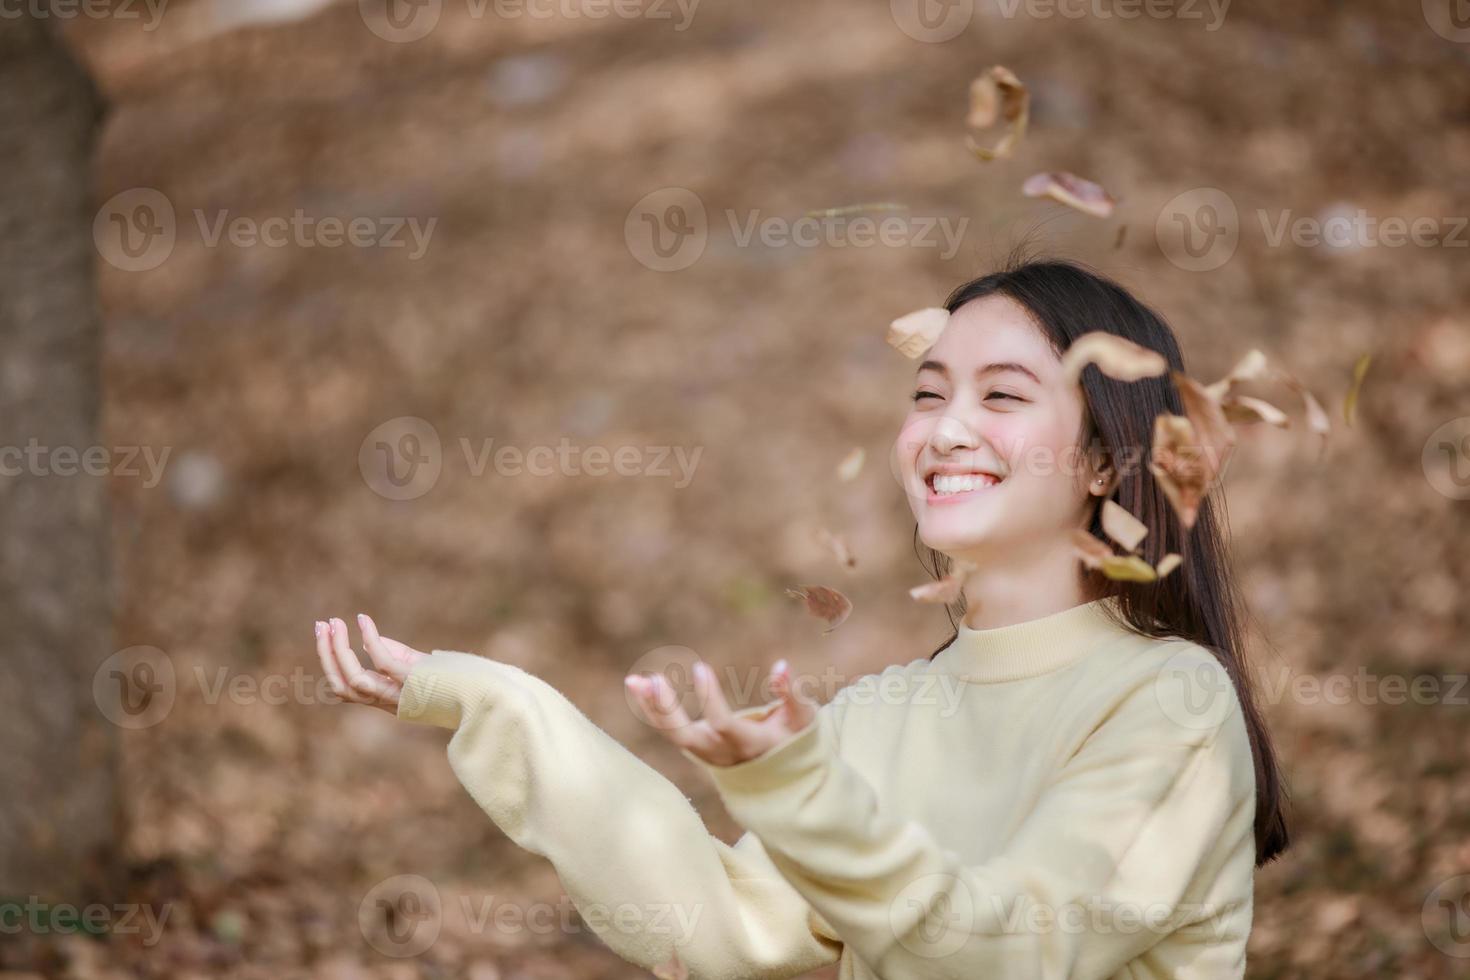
[894,293,1098,561]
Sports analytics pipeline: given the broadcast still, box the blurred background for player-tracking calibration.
[2,0,1468,977]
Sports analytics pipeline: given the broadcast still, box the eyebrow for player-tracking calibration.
[916,359,1042,385]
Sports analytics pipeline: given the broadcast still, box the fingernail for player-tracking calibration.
[773,659,788,675]
[356,613,367,626]
[314,621,324,636]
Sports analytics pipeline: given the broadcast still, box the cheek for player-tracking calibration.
[989,412,1077,480]
[893,415,933,471]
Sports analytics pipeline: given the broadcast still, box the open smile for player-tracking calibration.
[923,470,1004,505]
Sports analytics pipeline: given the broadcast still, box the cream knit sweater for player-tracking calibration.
[396,596,1256,979]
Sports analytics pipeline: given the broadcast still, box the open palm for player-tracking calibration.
[625,659,819,767]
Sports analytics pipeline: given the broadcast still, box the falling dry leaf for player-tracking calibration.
[652,950,690,980]
[966,66,1029,162]
[1071,530,1160,583]
[1022,172,1117,218]
[1344,354,1371,427]
[1155,553,1183,578]
[837,447,866,482]
[1101,500,1149,553]
[1114,224,1128,250]
[1071,529,1115,567]
[1204,349,1269,401]
[1099,555,1159,582]
[1275,370,1331,458]
[804,202,910,219]
[815,527,857,570]
[1174,371,1238,475]
[785,585,853,633]
[887,307,950,359]
[1222,395,1290,428]
[1060,332,1169,386]
[1149,413,1211,530]
[909,559,977,605]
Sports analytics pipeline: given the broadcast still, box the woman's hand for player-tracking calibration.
[314,614,430,714]
[625,659,819,767]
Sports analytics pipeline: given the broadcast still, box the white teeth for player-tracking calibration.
[931,473,999,495]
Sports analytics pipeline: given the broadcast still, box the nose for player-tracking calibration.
[929,415,980,455]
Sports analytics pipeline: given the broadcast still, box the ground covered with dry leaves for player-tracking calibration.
[11,0,1469,977]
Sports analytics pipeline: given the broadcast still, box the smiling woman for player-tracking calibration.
[314,256,1289,980]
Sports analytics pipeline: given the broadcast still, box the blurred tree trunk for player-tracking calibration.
[0,13,120,904]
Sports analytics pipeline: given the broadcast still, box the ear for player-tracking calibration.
[1085,453,1117,498]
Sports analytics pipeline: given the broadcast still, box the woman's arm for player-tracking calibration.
[683,645,1257,980]
[315,617,843,979]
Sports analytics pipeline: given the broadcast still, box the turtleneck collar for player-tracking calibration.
[930,595,1129,683]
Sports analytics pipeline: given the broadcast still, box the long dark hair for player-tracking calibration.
[918,254,1290,867]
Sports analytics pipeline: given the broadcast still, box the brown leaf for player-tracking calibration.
[1344,353,1371,427]
[1113,224,1128,250]
[804,202,909,219]
[1060,332,1169,386]
[1149,413,1210,530]
[1101,500,1148,553]
[886,307,950,359]
[1276,370,1331,458]
[1174,371,1237,477]
[1099,555,1159,582]
[1222,395,1290,428]
[785,585,853,633]
[836,447,865,482]
[1070,529,1116,568]
[966,66,1029,162]
[1022,171,1117,218]
[908,559,977,605]
[815,527,857,570]
[1204,349,1269,400]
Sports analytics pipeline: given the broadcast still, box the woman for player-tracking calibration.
[314,258,1290,979]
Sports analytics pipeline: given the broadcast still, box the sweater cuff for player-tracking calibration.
[682,710,835,799]
[396,650,494,729]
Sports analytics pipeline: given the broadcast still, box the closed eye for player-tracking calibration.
[986,391,1024,402]
[911,391,942,402]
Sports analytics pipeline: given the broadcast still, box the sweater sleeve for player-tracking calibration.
[395,650,843,980]
[687,646,1258,979]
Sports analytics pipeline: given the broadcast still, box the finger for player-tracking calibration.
[357,613,409,682]
[629,673,695,733]
[770,659,816,729]
[315,620,352,702]
[329,617,395,703]
[692,661,734,731]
